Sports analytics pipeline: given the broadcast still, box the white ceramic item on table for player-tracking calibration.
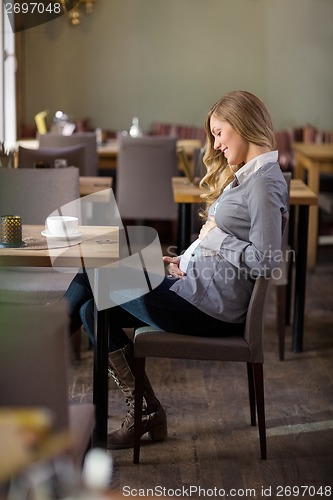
[46,215,79,237]
[41,229,82,240]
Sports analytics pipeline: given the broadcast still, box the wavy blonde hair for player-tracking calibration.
[200,90,276,218]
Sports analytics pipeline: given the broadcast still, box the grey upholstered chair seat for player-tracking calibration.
[0,267,75,303]
[134,326,252,361]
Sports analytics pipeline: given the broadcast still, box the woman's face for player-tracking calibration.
[210,114,249,165]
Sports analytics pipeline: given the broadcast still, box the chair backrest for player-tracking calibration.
[39,132,98,176]
[0,300,70,430]
[243,276,271,363]
[244,208,289,362]
[116,136,179,220]
[283,172,292,205]
[18,144,85,174]
[281,172,291,250]
[0,167,80,224]
[270,172,291,287]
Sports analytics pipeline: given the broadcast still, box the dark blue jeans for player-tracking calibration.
[64,272,244,352]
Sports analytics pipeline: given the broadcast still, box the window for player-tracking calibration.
[0,3,17,147]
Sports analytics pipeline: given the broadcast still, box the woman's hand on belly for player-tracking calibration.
[163,256,185,278]
[198,217,217,241]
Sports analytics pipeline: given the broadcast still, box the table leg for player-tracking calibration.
[177,203,192,253]
[93,306,109,448]
[292,205,309,353]
[306,163,320,271]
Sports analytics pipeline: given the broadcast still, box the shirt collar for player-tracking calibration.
[235,150,278,185]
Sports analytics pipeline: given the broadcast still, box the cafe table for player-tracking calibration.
[97,138,201,171]
[98,140,119,170]
[79,176,112,197]
[293,142,333,270]
[0,224,119,448]
[172,177,317,354]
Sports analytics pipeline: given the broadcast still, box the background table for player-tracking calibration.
[97,138,201,172]
[172,177,317,354]
[79,176,112,196]
[293,142,333,269]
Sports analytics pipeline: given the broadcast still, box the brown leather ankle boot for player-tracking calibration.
[107,342,167,450]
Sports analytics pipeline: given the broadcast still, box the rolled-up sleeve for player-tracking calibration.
[200,226,229,254]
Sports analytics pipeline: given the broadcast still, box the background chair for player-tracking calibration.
[18,144,85,174]
[39,132,98,176]
[132,213,289,463]
[0,300,94,466]
[0,166,79,231]
[0,167,79,303]
[0,167,81,356]
[116,136,179,242]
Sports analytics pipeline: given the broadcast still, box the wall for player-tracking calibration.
[22,0,333,134]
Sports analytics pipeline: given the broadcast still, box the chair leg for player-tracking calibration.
[133,356,146,464]
[247,363,256,426]
[277,285,287,361]
[253,363,267,460]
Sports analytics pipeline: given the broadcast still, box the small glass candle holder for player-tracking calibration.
[0,215,27,248]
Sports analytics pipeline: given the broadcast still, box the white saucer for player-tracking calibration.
[41,229,83,240]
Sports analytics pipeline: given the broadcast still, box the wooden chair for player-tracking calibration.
[132,213,289,463]
[0,300,95,466]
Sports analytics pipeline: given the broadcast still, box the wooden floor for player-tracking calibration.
[69,246,333,498]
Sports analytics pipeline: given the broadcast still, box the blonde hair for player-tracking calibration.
[200,90,276,217]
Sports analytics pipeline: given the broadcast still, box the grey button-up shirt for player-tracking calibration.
[170,154,288,323]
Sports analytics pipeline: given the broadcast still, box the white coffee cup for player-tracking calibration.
[46,215,79,237]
